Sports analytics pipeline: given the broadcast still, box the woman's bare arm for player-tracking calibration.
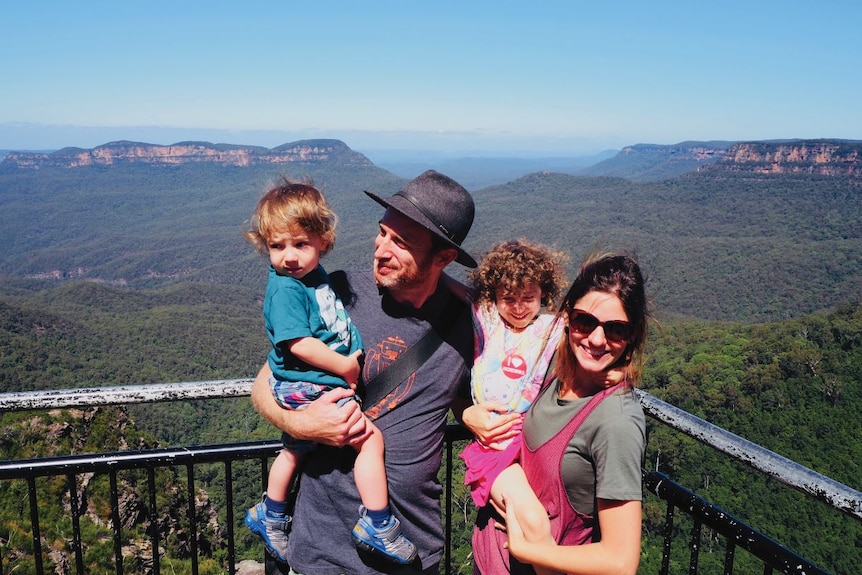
[504,496,642,575]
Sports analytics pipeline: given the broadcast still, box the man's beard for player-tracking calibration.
[374,252,433,292]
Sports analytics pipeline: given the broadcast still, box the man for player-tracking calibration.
[250,170,477,574]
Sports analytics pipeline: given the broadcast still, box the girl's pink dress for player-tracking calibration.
[460,301,562,506]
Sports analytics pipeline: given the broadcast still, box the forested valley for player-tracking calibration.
[1,140,860,573]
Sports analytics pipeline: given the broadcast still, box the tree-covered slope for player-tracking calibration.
[470,171,861,322]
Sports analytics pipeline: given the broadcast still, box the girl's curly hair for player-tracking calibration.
[468,238,568,311]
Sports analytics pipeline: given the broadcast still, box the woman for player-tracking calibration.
[467,253,648,575]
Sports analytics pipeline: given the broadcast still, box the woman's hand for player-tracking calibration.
[461,402,521,449]
[503,493,561,575]
[503,493,528,557]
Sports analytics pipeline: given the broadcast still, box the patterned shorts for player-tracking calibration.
[269,376,359,453]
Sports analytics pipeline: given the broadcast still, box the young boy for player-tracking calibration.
[242,176,417,565]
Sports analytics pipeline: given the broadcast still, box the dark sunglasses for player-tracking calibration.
[568,310,633,343]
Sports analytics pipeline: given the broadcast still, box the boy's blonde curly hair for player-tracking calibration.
[468,238,568,311]
[244,175,337,256]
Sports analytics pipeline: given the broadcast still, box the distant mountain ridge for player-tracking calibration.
[711,140,862,177]
[4,138,862,182]
[0,138,373,169]
[578,139,862,181]
[1,135,861,323]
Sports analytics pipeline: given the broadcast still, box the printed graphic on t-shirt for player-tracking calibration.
[316,283,351,349]
[363,336,413,420]
[501,353,527,379]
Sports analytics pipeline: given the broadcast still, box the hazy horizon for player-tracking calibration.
[2,2,860,155]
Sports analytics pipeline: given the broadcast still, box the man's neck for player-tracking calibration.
[388,279,440,310]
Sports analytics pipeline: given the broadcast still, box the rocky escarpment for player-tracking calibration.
[713,140,862,176]
[1,138,373,169]
[619,142,732,161]
[578,141,735,181]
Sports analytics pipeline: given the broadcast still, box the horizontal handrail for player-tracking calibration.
[0,440,282,479]
[0,379,254,411]
[2,383,860,524]
[636,390,862,522]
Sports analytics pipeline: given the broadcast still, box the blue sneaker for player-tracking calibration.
[351,506,418,565]
[244,495,291,563]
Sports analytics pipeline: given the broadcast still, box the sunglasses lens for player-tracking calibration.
[570,311,632,343]
[603,322,633,343]
[570,312,599,334]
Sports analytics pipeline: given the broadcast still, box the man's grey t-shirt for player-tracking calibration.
[285,270,472,575]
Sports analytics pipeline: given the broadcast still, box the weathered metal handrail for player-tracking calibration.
[636,390,862,523]
[0,379,254,411]
[2,381,859,575]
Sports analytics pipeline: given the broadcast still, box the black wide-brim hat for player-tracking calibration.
[364,170,477,268]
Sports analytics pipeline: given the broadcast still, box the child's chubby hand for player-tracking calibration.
[604,365,628,387]
[342,350,363,389]
[462,403,521,449]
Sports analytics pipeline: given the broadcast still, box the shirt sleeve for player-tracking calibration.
[268,280,314,347]
[593,400,647,501]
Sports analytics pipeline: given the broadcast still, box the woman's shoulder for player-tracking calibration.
[595,387,646,426]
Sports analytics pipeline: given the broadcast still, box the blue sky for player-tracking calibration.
[2,1,860,157]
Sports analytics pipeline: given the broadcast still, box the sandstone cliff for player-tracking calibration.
[712,140,862,176]
[582,139,862,181]
[1,138,373,169]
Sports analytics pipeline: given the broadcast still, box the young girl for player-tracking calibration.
[242,176,416,565]
[458,238,568,574]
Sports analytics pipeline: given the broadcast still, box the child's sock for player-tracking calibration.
[365,506,392,528]
[265,495,288,518]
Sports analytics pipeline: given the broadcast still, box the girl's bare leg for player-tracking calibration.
[491,463,558,575]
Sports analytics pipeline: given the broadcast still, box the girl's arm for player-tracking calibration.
[285,337,362,388]
[504,496,642,575]
[440,271,470,302]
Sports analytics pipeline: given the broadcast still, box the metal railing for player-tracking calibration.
[1,381,860,575]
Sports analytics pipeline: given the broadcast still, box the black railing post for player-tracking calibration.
[185,463,199,575]
[225,459,236,575]
[27,476,44,575]
[66,472,85,575]
[660,501,675,575]
[445,433,454,575]
[108,470,124,575]
[723,539,735,575]
[147,466,160,575]
[688,517,702,575]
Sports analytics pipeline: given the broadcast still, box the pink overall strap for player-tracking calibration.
[522,382,625,546]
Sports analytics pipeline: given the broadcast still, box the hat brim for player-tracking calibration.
[364,190,477,268]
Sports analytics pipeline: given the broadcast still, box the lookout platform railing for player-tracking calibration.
[1,380,860,575]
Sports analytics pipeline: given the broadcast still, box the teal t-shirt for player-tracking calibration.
[263,265,362,387]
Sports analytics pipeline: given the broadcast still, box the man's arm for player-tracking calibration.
[250,362,371,446]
